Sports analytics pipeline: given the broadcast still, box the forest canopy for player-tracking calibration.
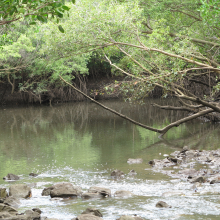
[0,0,220,135]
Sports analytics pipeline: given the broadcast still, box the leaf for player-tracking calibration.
[62,6,70,11]
[58,25,65,33]
[29,21,36,25]
[72,0,76,3]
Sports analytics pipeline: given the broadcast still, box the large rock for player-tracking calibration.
[114,190,134,197]
[50,183,82,198]
[81,208,103,217]
[127,158,143,164]
[3,173,20,181]
[4,196,21,208]
[0,211,14,219]
[22,209,41,219]
[9,184,31,199]
[73,214,104,220]
[88,187,111,197]
[0,188,8,198]
[42,186,54,196]
[0,203,18,215]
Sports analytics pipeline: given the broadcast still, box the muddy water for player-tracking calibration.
[0,99,220,219]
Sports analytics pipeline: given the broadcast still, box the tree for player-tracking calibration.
[48,0,220,136]
[0,0,74,32]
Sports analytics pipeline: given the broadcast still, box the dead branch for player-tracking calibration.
[60,75,216,137]
[178,98,203,109]
[152,103,193,112]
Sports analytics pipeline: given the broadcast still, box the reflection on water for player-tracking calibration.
[0,99,220,219]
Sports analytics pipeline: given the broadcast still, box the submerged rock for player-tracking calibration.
[117,215,144,220]
[114,190,134,197]
[3,173,20,181]
[111,170,124,178]
[73,214,104,220]
[189,176,205,183]
[81,193,102,199]
[29,173,38,177]
[127,158,143,164]
[162,191,184,197]
[156,201,172,208]
[9,184,32,199]
[81,208,103,217]
[88,186,111,197]
[128,170,137,175]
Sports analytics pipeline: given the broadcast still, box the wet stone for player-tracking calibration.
[156,201,172,208]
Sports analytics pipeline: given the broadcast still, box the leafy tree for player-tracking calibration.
[0,0,75,32]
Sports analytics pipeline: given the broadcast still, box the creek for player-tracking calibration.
[0,99,220,220]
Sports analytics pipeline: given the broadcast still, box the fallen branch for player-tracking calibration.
[59,75,215,137]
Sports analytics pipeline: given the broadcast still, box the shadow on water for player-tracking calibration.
[0,98,220,219]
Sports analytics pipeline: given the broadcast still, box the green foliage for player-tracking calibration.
[0,0,74,32]
[199,0,220,28]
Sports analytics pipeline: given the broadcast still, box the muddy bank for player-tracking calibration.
[0,76,162,106]
[0,76,123,105]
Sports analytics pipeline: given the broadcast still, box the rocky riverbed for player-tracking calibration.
[1,146,220,219]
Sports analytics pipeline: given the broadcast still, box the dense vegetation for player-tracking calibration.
[1,0,220,134]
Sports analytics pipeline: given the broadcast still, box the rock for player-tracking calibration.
[81,193,102,199]
[4,196,21,208]
[32,208,42,214]
[42,186,54,196]
[111,170,124,177]
[156,201,172,208]
[81,208,103,217]
[0,203,18,215]
[22,209,41,219]
[114,190,134,197]
[162,191,184,197]
[128,170,137,175]
[117,216,144,220]
[178,169,198,178]
[148,158,176,168]
[127,158,143,164]
[3,173,20,181]
[88,187,111,197]
[167,157,178,163]
[50,183,82,198]
[185,150,197,159]
[9,184,31,199]
[0,188,8,198]
[74,214,104,220]
[210,177,220,184]
[29,173,38,177]
[0,211,14,219]
[189,176,205,183]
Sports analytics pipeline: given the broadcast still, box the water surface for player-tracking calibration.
[0,99,220,219]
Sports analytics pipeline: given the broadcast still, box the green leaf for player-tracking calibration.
[29,21,36,25]
[58,25,65,33]
[72,0,76,3]
[62,6,70,11]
